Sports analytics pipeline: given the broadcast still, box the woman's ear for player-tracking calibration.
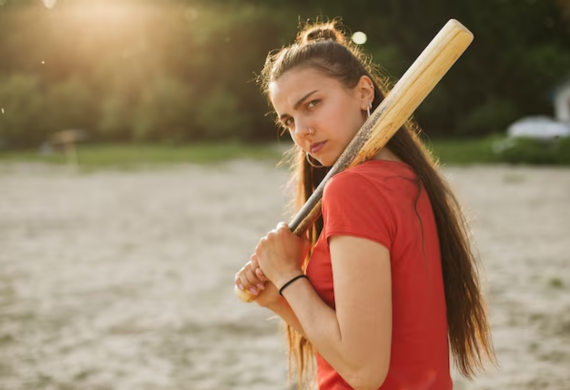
[357,75,375,110]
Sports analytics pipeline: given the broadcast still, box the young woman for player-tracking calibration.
[235,21,495,390]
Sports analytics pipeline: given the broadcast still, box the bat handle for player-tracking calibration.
[234,284,257,303]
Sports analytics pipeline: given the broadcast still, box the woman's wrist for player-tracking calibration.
[278,274,309,296]
[275,270,305,292]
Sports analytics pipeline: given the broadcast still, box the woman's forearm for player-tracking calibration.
[279,278,378,389]
[281,279,344,356]
[267,298,307,338]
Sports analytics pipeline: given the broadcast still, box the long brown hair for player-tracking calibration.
[259,20,496,387]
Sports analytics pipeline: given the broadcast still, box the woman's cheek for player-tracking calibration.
[290,131,304,150]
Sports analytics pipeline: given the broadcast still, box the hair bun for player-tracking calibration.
[297,23,346,46]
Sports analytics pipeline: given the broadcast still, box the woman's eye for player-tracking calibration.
[285,118,294,127]
[307,100,319,109]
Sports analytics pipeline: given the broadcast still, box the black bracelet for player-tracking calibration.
[279,274,309,296]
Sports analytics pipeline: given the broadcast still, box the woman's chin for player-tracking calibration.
[322,151,342,167]
[317,153,338,168]
[319,158,334,168]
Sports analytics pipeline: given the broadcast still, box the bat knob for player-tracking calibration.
[234,285,256,303]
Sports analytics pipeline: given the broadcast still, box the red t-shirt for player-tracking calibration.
[305,160,451,390]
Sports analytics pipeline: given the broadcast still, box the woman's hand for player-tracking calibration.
[255,222,310,289]
[254,280,283,309]
[235,254,282,308]
[235,255,266,296]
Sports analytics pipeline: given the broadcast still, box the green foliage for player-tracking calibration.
[424,135,501,165]
[0,74,45,147]
[196,87,252,139]
[132,77,197,142]
[43,78,96,135]
[493,136,570,165]
[0,142,283,168]
[0,0,570,149]
[0,75,97,148]
[98,96,133,141]
[459,98,520,136]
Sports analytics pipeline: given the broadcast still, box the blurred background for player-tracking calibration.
[0,1,570,389]
[0,0,569,161]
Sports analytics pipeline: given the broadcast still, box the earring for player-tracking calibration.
[306,152,324,168]
[367,102,372,119]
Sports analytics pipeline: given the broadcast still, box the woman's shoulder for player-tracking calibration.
[327,160,415,189]
[321,162,400,235]
[323,160,418,211]
[350,159,415,178]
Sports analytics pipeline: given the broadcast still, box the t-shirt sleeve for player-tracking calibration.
[323,171,396,250]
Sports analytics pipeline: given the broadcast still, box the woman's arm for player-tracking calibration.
[266,294,307,338]
[277,235,392,390]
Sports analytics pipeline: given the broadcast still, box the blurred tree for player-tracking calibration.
[132,77,197,142]
[0,0,569,147]
[0,74,46,147]
[43,78,97,134]
[196,86,252,139]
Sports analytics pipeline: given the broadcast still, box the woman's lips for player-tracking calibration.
[310,141,327,154]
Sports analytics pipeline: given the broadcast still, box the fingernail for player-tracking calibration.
[257,284,265,290]
[238,284,244,291]
[249,287,258,295]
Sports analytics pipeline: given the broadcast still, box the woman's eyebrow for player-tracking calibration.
[278,90,319,120]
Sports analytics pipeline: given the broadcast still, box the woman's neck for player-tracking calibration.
[373,147,402,163]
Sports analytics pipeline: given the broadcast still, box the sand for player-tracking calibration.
[0,161,569,390]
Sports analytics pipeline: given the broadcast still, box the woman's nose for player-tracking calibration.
[294,120,312,138]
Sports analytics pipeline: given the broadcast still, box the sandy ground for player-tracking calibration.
[0,161,569,390]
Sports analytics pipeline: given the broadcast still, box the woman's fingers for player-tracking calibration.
[250,253,259,268]
[244,265,264,295]
[234,268,246,292]
[235,261,265,296]
[250,254,268,284]
[255,267,268,282]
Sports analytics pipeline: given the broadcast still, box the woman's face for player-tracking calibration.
[269,67,373,167]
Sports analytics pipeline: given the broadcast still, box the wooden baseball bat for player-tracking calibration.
[235,19,474,303]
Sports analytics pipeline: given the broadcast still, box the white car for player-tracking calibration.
[507,116,570,140]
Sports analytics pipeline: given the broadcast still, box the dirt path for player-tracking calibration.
[0,162,568,390]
